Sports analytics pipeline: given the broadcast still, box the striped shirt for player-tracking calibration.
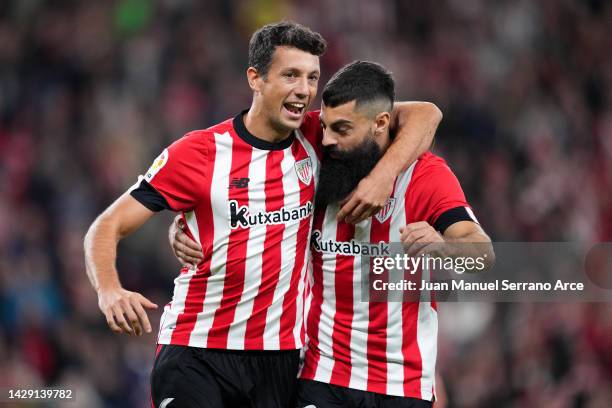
[131,110,322,350]
[299,152,477,400]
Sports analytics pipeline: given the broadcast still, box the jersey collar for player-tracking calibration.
[233,109,296,151]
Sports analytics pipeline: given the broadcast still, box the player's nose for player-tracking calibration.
[293,77,309,99]
[321,130,337,147]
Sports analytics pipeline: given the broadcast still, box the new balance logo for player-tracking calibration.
[229,177,250,189]
[159,397,175,408]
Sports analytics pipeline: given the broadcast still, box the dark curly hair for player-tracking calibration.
[248,21,327,77]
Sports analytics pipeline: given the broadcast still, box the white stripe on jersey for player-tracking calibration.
[417,263,437,401]
[293,132,319,346]
[188,131,233,347]
[385,171,411,396]
[347,219,371,392]
[226,148,268,348]
[312,206,339,383]
[263,148,299,348]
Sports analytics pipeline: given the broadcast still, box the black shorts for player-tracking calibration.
[151,344,300,408]
[296,379,433,408]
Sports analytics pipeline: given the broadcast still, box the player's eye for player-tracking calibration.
[309,74,319,81]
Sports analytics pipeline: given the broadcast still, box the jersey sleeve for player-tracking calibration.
[299,110,323,159]
[405,153,478,233]
[130,131,209,212]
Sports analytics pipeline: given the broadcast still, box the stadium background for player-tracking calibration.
[1,0,611,406]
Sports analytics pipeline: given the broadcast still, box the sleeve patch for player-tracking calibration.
[145,148,169,182]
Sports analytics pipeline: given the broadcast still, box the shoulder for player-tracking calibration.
[170,118,234,152]
[413,151,451,173]
[405,151,462,196]
[300,110,321,135]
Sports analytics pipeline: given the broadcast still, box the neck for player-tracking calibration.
[244,104,292,143]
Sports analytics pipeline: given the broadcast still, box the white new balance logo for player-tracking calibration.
[159,397,175,408]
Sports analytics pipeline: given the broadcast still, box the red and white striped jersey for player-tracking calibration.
[299,152,476,400]
[131,110,322,350]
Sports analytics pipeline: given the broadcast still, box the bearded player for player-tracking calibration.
[171,61,493,407]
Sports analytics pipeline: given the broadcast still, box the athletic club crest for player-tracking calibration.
[375,197,396,223]
[294,157,312,185]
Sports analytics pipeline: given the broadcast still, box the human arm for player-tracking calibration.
[400,220,495,271]
[338,101,442,224]
[84,193,159,335]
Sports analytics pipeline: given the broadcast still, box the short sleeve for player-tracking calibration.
[299,110,323,158]
[133,131,209,212]
[405,153,476,230]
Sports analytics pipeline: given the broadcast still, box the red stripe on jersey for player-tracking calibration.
[244,150,286,349]
[169,137,216,346]
[278,141,315,348]
[206,140,253,348]
[299,209,326,379]
[366,212,392,394]
[401,299,422,397]
[329,222,356,387]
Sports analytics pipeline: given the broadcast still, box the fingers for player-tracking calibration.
[176,216,186,231]
[401,222,440,256]
[174,241,203,265]
[339,199,384,224]
[104,309,122,334]
[111,304,133,335]
[137,293,159,310]
[344,202,369,224]
[176,234,203,255]
[170,217,203,267]
[337,195,358,222]
[101,291,158,336]
[122,300,143,336]
[130,297,152,334]
[400,222,431,239]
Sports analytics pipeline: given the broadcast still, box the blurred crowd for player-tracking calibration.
[0,0,611,407]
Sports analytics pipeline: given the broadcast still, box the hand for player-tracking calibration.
[169,215,203,267]
[98,286,158,335]
[400,221,445,257]
[337,173,393,224]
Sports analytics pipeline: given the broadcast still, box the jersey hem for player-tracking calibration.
[157,337,304,351]
[299,362,433,401]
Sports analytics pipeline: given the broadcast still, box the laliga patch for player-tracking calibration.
[145,148,169,181]
[294,157,313,185]
[375,197,396,223]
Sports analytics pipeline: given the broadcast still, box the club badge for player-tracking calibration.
[294,157,312,185]
[375,197,396,223]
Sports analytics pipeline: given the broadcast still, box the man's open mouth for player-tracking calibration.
[283,102,305,116]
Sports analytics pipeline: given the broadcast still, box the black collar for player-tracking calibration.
[233,109,295,151]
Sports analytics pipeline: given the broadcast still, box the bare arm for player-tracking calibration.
[401,221,495,271]
[84,193,159,335]
[338,102,442,224]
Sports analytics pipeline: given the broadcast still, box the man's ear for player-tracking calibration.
[247,67,263,92]
[374,111,391,136]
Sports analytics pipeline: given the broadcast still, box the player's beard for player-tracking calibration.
[315,135,382,209]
